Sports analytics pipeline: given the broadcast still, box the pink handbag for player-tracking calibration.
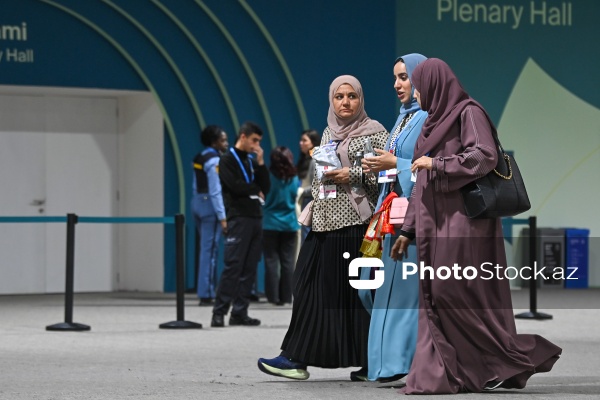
[298,200,314,227]
[388,197,409,227]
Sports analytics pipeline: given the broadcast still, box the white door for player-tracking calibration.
[0,94,118,294]
[0,96,47,293]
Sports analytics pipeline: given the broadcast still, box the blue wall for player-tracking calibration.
[2,0,597,291]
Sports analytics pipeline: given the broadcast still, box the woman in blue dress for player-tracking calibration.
[356,53,428,382]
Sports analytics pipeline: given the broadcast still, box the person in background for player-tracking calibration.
[191,125,228,306]
[262,146,300,306]
[257,75,388,380]
[211,121,270,328]
[393,58,561,394]
[296,129,320,242]
[357,53,428,382]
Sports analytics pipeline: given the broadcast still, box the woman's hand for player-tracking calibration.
[324,167,350,184]
[391,235,411,261]
[411,156,433,172]
[362,148,397,174]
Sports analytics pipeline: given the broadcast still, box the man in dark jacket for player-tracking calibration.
[211,121,270,327]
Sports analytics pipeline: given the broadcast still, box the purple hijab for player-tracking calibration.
[411,58,495,160]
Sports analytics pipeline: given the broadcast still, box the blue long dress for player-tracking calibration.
[358,109,427,381]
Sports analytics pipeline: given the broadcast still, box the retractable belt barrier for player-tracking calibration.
[503,216,553,320]
[2,214,549,326]
[0,214,203,331]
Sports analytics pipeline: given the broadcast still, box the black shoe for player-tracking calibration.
[199,298,214,306]
[211,314,224,328]
[229,314,261,326]
[483,379,504,391]
[378,373,406,383]
[248,293,260,302]
[350,367,368,381]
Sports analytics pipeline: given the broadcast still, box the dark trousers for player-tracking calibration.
[263,230,297,304]
[213,216,262,317]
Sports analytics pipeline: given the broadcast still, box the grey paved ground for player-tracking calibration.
[1,289,599,399]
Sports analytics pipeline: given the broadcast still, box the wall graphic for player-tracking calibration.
[401,0,599,285]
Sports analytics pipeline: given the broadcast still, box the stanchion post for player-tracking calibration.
[176,213,186,321]
[159,214,203,329]
[529,215,538,313]
[46,213,91,331]
[515,216,552,320]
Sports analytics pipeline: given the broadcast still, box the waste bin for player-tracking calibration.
[564,228,590,289]
[519,228,565,288]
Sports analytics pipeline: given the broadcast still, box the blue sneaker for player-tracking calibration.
[257,355,310,380]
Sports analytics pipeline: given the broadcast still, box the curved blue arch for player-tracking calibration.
[38,0,187,213]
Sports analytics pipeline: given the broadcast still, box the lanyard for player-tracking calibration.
[390,113,414,153]
[231,147,254,183]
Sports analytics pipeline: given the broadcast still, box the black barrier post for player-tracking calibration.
[160,214,203,329]
[515,216,553,320]
[46,213,91,331]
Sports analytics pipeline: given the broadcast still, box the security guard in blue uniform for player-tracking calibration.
[191,125,229,305]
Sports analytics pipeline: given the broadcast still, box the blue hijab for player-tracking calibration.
[389,53,427,135]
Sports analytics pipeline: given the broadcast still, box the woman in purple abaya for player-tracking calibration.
[392,58,561,394]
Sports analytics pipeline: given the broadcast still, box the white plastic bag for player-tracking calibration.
[312,143,342,180]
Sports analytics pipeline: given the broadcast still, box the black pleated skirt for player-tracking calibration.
[281,224,370,368]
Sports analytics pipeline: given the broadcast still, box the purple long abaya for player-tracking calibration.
[400,59,561,394]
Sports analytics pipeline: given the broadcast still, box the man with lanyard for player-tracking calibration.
[211,121,270,327]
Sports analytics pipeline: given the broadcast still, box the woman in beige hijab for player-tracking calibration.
[258,75,388,380]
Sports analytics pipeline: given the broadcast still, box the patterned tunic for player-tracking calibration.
[311,126,389,232]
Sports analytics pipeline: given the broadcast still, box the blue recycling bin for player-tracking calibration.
[564,228,589,289]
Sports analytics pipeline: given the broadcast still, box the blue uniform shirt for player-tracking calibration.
[192,148,226,221]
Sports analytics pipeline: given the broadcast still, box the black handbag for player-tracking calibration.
[460,133,531,219]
